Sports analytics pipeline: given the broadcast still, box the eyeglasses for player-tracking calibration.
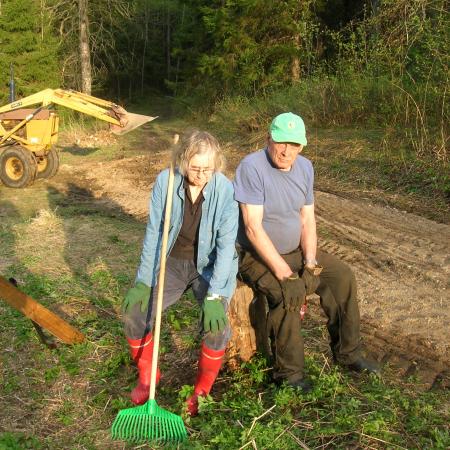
[188,166,214,175]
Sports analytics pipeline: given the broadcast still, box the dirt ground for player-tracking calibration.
[6,135,450,391]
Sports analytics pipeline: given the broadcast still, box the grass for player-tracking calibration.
[1,259,449,450]
[206,91,449,224]
[0,102,449,448]
[2,268,449,450]
[307,128,450,224]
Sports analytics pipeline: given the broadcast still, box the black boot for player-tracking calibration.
[344,357,381,375]
[287,378,313,393]
[274,376,313,393]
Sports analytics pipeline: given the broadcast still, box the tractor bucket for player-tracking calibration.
[109,105,157,135]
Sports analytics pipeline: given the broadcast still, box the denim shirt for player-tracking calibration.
[136,168,239,300]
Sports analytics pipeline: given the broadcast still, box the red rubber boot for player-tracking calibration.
[127,333,161,405]
[186,342,225,416]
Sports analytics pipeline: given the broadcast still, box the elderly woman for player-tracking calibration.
[121,130,238,416]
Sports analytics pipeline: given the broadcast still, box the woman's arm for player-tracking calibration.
[135,171,166,286]
[207,181,239,296]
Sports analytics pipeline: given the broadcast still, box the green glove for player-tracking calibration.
[279,274,306,312]
[202,296,228,334]
[122,281,151,314]
[301,265,323,295]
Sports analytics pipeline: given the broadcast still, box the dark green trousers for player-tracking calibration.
[238,248,362,384]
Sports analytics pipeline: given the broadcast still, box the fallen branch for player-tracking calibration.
[357,431,408,449]
[287,430,311,450]
[247,404,276,436]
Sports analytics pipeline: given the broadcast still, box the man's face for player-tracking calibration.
[267,136,303,171]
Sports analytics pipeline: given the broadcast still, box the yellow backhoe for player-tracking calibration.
[0,88,156,188]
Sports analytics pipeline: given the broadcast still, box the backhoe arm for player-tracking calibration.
[0,89,155,135]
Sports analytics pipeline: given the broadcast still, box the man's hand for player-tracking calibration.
[279,274,306,312]
[122,281,151,314]
[202,296,228,333]
[274,265,297,282]
[301,265,323,295]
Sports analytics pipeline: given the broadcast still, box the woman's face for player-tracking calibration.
[186,152,215,187]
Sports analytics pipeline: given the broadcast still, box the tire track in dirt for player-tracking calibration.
[315,191,450,388]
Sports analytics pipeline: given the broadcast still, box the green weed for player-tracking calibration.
[0,433,42,450]
[44,366,60,383]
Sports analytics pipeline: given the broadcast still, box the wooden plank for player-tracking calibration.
[0,275,85,344]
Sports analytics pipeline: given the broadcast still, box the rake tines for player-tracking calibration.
[111,399,187,444]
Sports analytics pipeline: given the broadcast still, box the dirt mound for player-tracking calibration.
[54,153,450,388]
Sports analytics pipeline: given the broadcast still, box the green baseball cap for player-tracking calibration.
[269,112,307,146]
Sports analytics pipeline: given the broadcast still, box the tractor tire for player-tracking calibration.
[0,146,38,188]
[36,148,60,179]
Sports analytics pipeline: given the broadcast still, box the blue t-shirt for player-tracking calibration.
[233,148,314,254]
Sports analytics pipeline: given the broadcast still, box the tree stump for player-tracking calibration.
[226,281,271,368]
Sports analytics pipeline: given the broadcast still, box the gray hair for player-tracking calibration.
[172,129,225,175]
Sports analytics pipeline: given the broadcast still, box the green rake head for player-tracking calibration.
[111,399,187,444]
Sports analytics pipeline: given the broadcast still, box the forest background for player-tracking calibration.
[0,0,448,197]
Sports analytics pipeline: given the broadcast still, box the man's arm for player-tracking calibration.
[240,203,293,280]
[300,204,317,267]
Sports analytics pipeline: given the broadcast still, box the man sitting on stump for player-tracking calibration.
[233,112,380,391]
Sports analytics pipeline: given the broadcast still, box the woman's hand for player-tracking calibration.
[122,282,151,314]
[202,296,228,333]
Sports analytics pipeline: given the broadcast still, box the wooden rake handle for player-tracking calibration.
[149,137,178,401]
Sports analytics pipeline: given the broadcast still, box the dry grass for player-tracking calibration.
[59,115,118,149]
[13,209,70,277]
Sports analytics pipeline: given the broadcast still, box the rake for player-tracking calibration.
[112,152,187,444]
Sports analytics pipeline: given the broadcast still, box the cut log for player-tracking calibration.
[227,281,270,367]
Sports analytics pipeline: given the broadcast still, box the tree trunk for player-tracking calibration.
[291,34,301,81]
[166,4,171,81]
[226,282,271,368]
[79,0,92,95]
[40,0,45,42]
[174,3,186,96]
[141,1,149,96]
